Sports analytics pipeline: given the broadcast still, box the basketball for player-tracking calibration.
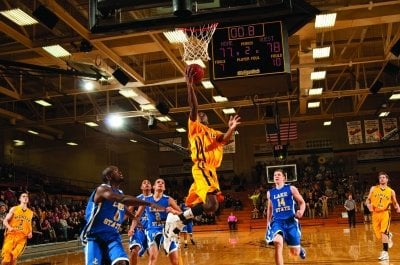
[186,63,204,83]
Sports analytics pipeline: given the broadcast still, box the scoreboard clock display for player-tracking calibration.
[211,21,290,80]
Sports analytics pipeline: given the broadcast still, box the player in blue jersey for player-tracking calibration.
[131,178,182,265]
[80,166,164,265]
[179,199,195,248]
[128,179,152,265]
[265,168,306,265]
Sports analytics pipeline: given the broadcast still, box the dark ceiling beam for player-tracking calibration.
[90,0,318,35]
[0,59,106,80]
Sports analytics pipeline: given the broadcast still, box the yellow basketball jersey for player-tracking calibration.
[8,205,33,236]
[188,119,224,168]
[370,185,393,211]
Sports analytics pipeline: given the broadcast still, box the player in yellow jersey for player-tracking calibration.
[366,171,400,261]
[164,66,241,237]
[1,192,33,265]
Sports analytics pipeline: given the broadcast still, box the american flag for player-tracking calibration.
[266,123,298,143]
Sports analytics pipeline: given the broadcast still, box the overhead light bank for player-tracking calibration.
[0,8,38,26]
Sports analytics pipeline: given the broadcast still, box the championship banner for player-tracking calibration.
[382,118,399,140]
[223,134,236,153]
[364,120,380,143]
[347,121,363,144]
[159,137,183,152]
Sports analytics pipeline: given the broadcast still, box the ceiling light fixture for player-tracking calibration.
[35,99,52,107]
[163,30,188,43]
[28,130,39,135]
[213,95,228,102]
[379,111,390,117]
[315,13,337,28]
[176,127,186,133]
[106,114,124,128]
[141,104,156,111]
[313,47,330,59]
[42,44,71,58]
[85,121,99,127]
[13,139,25,146]
[311,71,326,80]
[83,81,95,91]
[119,88,138,98]
[389,93,400,100]
[323,121,332,126]
[222,108,236,114]
[156,116,171,122]
[66,142,78,146]
[201,80,214,89]
[308,88,323,96]
[130,139,137,143]
[307,101,320,108]
[0,8,38,26]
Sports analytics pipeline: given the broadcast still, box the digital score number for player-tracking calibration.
[211,21,288,80]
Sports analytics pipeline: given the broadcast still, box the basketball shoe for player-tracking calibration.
[378,251,389,261]
[388,232,393,248]
[299,247,306,259]
[163,213,185,239]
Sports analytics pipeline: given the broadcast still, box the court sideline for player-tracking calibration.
[18,221,400,265]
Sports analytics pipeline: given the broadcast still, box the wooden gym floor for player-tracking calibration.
[18,221,400,265]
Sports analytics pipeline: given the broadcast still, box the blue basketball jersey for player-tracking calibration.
[269,184,296,220]
[137,193,151,229]
[81,184,126,241]
[145,194,170,231]
[80,184,129,265]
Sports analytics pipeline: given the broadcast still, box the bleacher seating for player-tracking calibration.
[193,189,400,232]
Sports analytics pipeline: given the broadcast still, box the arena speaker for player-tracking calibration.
[156,102,170,115]
[112,68,129,86]
[148,115,157,129]
[173,0,192,17]
[32,5,59,30]
[369,80,383,95]
[390,39,400,57]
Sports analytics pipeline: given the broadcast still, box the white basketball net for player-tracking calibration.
[181,23,218,62]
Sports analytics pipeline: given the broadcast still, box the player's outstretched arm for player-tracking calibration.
[186,66,198,122]
[218,115,241,143]
[95,185,165,210]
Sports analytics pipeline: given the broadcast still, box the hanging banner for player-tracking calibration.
[364,119,380,143]
[159,137,183,152]
[347,121,363,144]
[223,134,236,153]
[382,118,399,141]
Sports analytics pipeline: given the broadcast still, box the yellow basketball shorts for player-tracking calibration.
[185,165,220,207]
[372,210,391,239]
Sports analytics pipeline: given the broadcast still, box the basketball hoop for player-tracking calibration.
[178,23,218,63]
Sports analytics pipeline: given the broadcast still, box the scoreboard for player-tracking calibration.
[210,21,289,80]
